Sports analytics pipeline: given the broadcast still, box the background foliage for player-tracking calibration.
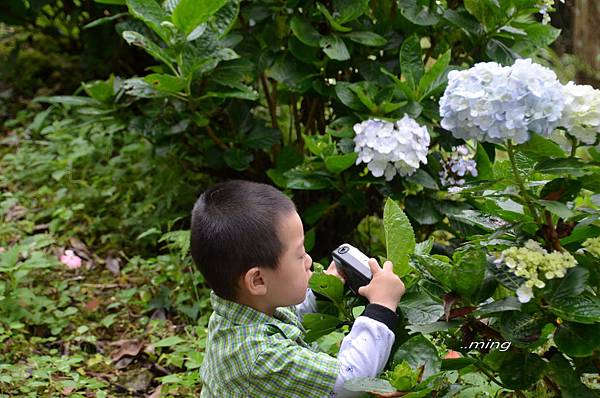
[1,0,599,396]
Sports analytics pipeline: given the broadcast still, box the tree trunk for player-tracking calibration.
[573,0,600,85]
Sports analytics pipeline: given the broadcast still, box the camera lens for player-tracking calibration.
[338,246,349,254]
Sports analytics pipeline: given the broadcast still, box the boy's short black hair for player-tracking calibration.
[190,180,297,301]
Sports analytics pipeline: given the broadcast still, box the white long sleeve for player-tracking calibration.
[330,316,395,397]
[295,289,397,398]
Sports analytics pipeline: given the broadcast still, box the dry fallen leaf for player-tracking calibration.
[5,205,27,222]
[109,339,145,362]
[105,255,121,276]
[84,297,101,312]
[146,385,162,398]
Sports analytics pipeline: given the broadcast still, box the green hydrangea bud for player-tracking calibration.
[495,240,577,303]
[582,237,600,258]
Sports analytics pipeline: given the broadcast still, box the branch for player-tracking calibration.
[260,73,279,129]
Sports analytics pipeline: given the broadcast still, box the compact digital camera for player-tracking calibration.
[331,243,372,295]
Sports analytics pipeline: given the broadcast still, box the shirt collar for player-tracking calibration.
[209,291,305,341]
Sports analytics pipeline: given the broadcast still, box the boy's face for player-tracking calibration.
[266,210,313,307]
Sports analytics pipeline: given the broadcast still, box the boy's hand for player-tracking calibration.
[324,261,346,285]
[357,258,405,311]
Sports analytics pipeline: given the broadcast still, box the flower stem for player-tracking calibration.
[506,140,543,226]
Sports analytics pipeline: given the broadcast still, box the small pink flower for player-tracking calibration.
[0,247,5,254]
[60,249,82,270]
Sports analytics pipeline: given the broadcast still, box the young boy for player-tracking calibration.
[190,180,406,397]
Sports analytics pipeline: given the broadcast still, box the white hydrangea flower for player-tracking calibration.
[537,0,564,24]
[555,82,600,146]
[353,116,430,180]
[440,59,566,144]
[439,145,478,187]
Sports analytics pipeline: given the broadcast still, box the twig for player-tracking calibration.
[260,73,279,129]
[206,125,228,151]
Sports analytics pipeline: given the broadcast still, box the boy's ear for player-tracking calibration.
[241,266,268,296]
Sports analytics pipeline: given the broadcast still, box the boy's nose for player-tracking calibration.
[305,253,312,270]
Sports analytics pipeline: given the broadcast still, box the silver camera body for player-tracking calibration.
[331,243,372,295]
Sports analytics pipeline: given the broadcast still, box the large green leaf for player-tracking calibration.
[290,16,321,47]
[142,73,186,94]
[516,132,566,161]
[544,267,588,303]
[452,248,487,300]
[345,31,387,46]
[126,0,170,42]
[549,295,600,324]
[122,31,176,68]
[398,292,444,325]
[332,0,369,24]
[316,2,352,32]
[383,198,416,277]
[245,126,281,150]
[391,335,441,379]
[554,322,600,357]
[548,353,599,398]
[172,0,227,37]
[399,34,423,91]
[309,272,344,303]
[302,313,341,342]
[404,196,441,225]
[324,153,357,173]
[535,158,587,177]
[398,0,440,26]
[343,378,396,394]
[417,50,450,100]
[498,351,546,390]
[319,35,350,61]
[474,143,494,180]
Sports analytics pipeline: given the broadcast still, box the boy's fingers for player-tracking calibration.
[358,285,368,297]
[382,260,394,272]
[368,258,381,274]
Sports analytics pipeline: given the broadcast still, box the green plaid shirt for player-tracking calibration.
[200,291,339,397]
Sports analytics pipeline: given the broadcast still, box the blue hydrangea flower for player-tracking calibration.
[439,59,566,144]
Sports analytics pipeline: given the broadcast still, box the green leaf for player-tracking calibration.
[324,153,357,173]
[464,0,501,30]
[538,200,574,220]
[142,73,186,94]
[474,143,494,180]
[517,132,566,160]
[417,50,450,100]
[500,312,543,346]
[302,313,341,342]
[332,0,369,24]
[498,351,546,390]
[472,297,521,317]
[284,169,333,190]
[319,35,350,61]
[535,158,587,177]
[405,169,439,190]
[33,96,101,107]
[398,292,444,325]
[290,16,321,47]
[154,335,185,347]
[549,295,600,324]
[400,34,423,91]
[404,196,441,225]
[224,148,254,171]
[486,39,519,65]
[383,198,416,277]
[392,335,441,379]
[452,248,487,300]
[122,31,175,68]
[126,0,170,42]
[246,126,281,150]
[398,0,440,26]
[82,77,116,103]
[539,178,582,203]
[309,272,344,303]
[487,259,526,290]
[289,36,320,64]
[548,353,599,398]
[345,31,387,46]
[343,378,396,394]
[316,2,352,32]
[554,322,600,357]
[335,82,369,111]
[172,0,227,37]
